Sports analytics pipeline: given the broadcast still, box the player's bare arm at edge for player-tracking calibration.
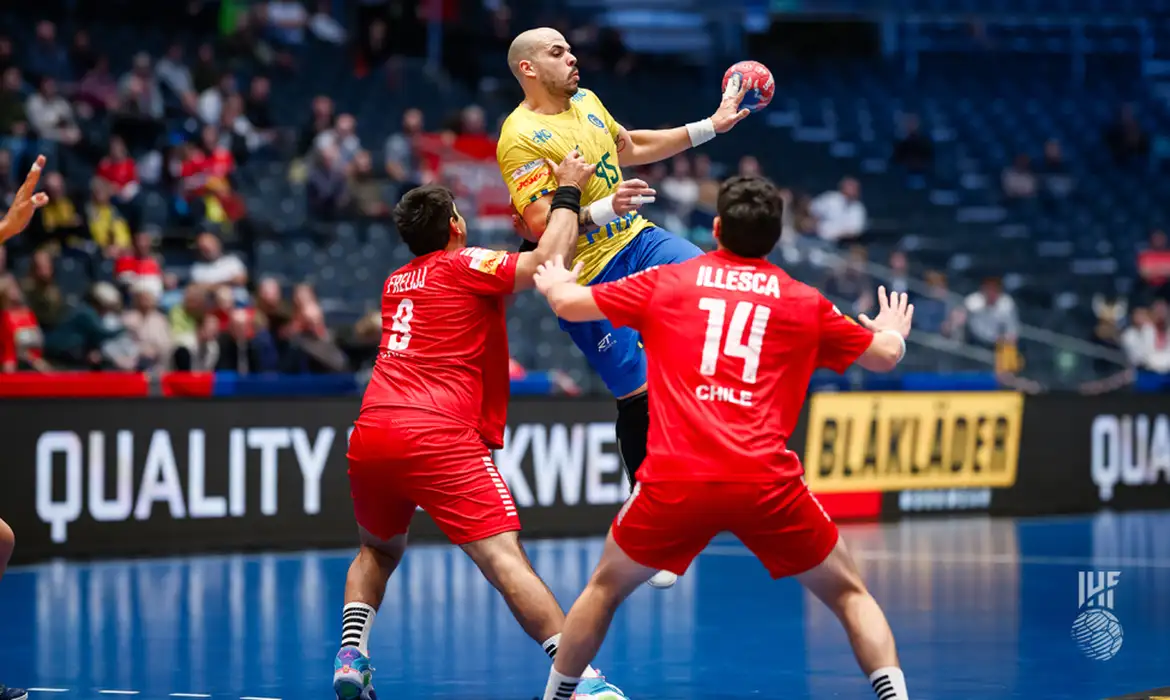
[854,286,914,372]
[0,155,48,243]
[512,150,595,292]
[612,81,750,167]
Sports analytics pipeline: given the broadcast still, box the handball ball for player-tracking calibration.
[722,61,775,113]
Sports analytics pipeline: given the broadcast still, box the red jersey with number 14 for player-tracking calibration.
[592,249,874,482]
[361,247,519,449]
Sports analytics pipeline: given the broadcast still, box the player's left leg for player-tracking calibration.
[333,417,420,700]
[543,481,719,700]
[612,225,703,486]
[617,226,703,591]
[0,517,27,700]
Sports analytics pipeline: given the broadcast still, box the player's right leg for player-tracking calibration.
[0,517,27,700]
[796,537,906,700]
[734,480,908,700]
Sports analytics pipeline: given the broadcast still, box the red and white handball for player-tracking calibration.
[722,60,774,113]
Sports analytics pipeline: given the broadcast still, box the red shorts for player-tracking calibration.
[346,410,520,545]
[612,478,838,579]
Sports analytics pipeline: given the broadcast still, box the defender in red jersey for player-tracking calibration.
[333,151,653,700]
[534,176,915,700]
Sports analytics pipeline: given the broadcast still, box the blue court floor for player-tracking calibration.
[2,512,1168,699]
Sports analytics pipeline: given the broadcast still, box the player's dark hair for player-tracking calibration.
[716,176,784,259]
[393,185,457,257]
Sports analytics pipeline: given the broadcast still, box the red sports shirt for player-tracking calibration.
[361,247,519,449]
[592,249,874,482]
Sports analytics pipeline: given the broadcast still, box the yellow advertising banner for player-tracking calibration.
[804,391,1024,493]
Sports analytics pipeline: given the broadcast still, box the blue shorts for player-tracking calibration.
[561,226,702,397]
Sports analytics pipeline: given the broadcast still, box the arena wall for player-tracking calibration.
[2,392,1169,564]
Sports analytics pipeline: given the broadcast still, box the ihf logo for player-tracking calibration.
[1071,571,1124,661]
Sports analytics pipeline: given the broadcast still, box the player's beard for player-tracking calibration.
[542,73,577,100]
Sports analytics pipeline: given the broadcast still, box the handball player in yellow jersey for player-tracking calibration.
[496,28,749,586]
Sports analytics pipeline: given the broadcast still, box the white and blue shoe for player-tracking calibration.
[333,646,377,700]
[572,676,629,699]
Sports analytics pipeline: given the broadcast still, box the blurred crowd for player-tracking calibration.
[0,2,627,384]
[0,230,374,373]
[0,5,371,376]
[2,1,1162,387]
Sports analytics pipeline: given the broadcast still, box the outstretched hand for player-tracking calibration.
[858,286,914,339]
[533,254,584,296]
[0,155,48,243]
[710,76,751,134]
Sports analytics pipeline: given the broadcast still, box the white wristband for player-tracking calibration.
[879,329,907,363]
[685,118,716,147]
[587,195,618,226]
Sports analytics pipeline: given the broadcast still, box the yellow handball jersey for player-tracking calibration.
[496,88,653,283]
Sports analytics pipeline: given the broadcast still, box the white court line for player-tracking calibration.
[170,694,212,698]
[701,546,1170,569]
[27,689,69,693]
[240,696,282,700]
[99,692,140,696]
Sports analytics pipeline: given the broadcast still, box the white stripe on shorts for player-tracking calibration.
[484,456,518,516]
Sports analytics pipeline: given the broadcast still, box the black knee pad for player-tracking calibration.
[615,391,650,484]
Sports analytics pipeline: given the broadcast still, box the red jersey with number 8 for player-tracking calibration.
[591,249,874,482]
[361,247,520,449]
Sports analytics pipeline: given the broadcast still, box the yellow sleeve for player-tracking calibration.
[497,122,557,214]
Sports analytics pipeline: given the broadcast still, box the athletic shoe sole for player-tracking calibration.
[333,667,370,700]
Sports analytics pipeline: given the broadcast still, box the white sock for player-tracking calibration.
[341,602,376,656]
[869,666,908,700]
[543,667,581,700]
[541,633,600,678]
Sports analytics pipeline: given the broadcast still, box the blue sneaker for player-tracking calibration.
[333,646,377,700]
[571,676,629,699]
[0,686,28,700]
